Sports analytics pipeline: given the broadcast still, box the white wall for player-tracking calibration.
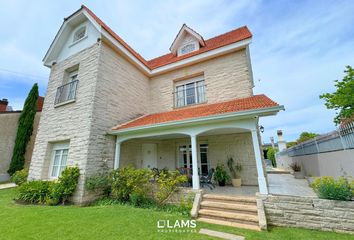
[277,149,354,178]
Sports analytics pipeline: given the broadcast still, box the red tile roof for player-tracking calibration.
[113,95,280,131]
[81,5,252,70]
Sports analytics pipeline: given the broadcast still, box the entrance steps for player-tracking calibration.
[197,194,261,231]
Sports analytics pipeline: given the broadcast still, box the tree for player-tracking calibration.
[266,147,276,167]
[320,66,354,124]
[296,132,318,143]
[8,84,39,175]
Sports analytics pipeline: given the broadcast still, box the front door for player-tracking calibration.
[142,143,157,169]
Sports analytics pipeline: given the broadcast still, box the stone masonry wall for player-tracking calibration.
[149,49,253,113]
[28,43,101,203]
[260,194,354,234]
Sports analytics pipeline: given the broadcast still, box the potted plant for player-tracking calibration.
[290,162,303,179]
[227,157,242,187]
[214,163,230,186]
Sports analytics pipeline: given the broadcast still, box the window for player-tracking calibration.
[180,43,195,55]
[73,26,86,43]
[54,69,79,105]
[49,143,69,178]
[199,144,209,176]
[175,77,206,107]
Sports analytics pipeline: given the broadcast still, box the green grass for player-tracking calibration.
[0,188,352,240]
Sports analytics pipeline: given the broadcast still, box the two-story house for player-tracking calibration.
[29,5,283,205]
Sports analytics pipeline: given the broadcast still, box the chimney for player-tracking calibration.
[277,130,287,152]
[0,98,8,112]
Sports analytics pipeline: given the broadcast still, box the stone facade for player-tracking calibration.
[149,50,253,113]
[120,132,258,186]
[260,194,354,234]
[29,36,258,203]
[0,112,41,181]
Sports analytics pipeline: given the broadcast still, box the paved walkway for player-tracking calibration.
[268,173,316,197]
[0,183,16,190]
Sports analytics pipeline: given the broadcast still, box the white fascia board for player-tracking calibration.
[150,38,252,76]
[111,105,284,135]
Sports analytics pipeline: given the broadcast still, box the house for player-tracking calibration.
[0,97,44,182]
[28,5,284,205]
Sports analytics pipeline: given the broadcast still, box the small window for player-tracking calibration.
[49,143,69,178]
[73,26,86,43]
[180,43,195,55]
[54,69,79,105]
[175,77,206,108]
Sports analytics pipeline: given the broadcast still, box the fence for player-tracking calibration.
[279,121,354,157]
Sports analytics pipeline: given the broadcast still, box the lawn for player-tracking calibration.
[0,188,352,240]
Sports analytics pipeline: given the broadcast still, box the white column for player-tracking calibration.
[114,139,121,169]
[190,134,200,190]
[251,129,268,194]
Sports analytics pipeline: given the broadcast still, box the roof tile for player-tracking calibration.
[113,94,279,130]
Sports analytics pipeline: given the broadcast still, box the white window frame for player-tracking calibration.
[175,76,206,108]
[177,41,198,56]
[72,25,87,44]
[48,142,70,179]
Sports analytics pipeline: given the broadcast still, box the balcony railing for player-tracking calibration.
[173,84,207,108]
[54,80,78,105]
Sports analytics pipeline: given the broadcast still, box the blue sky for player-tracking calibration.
[0,0,353,142]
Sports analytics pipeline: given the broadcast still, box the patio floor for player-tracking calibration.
[267,173,316,197]
[202,185,259,196]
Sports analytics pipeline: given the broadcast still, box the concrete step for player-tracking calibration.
[198,209,259,223]
[203,194,257,204]
[197,217,261,231]
[200,200,258,214]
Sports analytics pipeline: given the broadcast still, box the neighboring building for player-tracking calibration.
[28,5,283,204]
[0,97,44,182]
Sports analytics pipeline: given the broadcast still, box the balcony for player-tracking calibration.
[173,84,207,108]
[54,80,78,106]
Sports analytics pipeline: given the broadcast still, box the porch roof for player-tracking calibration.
[112,94,283,131]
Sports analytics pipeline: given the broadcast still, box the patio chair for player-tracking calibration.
[200,168,215,190]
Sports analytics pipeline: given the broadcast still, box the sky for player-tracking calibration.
[0,0,353,142]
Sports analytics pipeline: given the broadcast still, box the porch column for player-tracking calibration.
[251,129,268,194]
[190,134,200,190]
[114,139,121,169]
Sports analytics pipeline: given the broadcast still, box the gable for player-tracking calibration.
[43,9,101,67]
[169,24,205,56]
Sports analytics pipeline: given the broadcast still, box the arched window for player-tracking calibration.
[180,43,196,55]
[73,26,86,43]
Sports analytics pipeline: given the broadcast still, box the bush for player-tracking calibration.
[311,176,353,201]
[11,169,28,186]
[16,166,80,205]
[17,180,53,204]
[47,166,80,205]
[85,172,111,196]
[267,147,277,167]
[155,170,187,204]
[109,166,152,202]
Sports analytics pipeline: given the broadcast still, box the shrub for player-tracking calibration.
[311,176,353,201]
[47,166,80,205]
[11,169,28,186]
[109,166,152,202]
[267,147,277,167]
[129,193,156,208]
[17,180,53,204]
[213,163,230,184]
[85,172,111,196]
[155,170,187,204]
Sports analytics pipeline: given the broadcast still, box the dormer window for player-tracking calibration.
[73,26,86,43]
[179,43,196,55]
